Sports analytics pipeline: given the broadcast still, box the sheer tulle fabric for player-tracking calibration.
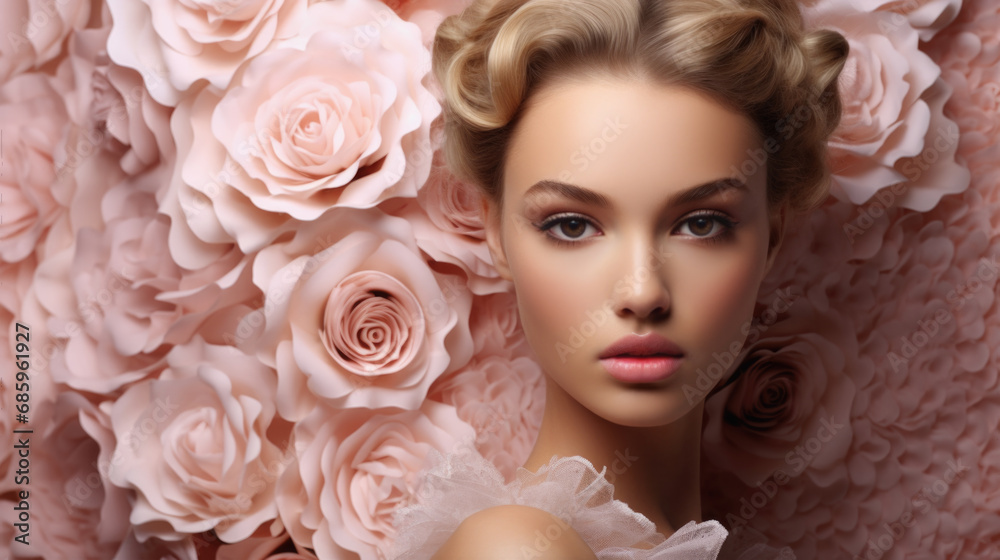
[390,446,729,559]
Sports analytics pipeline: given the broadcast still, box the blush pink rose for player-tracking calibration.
[804,2,968,211]
[111,531,198,560]
[386,0,472,47]
[87,54,175,178]
[16,393,129,559]
[467,291,532,359]
[26,181,256,395]
[0,0,92,82]
[162,0,440,266]
[107,337,288,543]
[429,355,545,481]
[105,0,307,106]
[0,71,67,263]
[276,400,475,559]
[247,207,473,421]
[703,294,857,491]
[835,0,961,41]
[381,149,513,296]
[216,532,318,560]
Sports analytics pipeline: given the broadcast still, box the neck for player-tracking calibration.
[521,375,704,540]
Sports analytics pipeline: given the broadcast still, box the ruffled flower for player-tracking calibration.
[16,393,130,559]
[0,0,92,82]
[429,355,545,481]
[161,0,440,264]
[104,0,307,106]
[804,1,969,211]
[703,296,857,491]
[277,400,475,559]
[24,181,256,395]
[107,338,288,542]
[381,149,512,295]
[246,207,473,420]
[0,71,67,263]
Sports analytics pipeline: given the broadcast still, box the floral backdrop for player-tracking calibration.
[0,0,996,557]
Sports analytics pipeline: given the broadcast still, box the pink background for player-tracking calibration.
[0,0,996,557]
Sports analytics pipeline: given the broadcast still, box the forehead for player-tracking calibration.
[503,79,764,205]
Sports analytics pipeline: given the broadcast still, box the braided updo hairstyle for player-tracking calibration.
[432,0,848,220]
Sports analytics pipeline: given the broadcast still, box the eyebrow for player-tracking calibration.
[523,177,749,209]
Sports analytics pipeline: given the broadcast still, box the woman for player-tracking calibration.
[392,0,847,557]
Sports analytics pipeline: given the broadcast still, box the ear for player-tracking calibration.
[481,197,513,281]
[763,204,787,278]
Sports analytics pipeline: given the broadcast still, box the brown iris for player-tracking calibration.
[688,217,713,236]
[559,218,588,238]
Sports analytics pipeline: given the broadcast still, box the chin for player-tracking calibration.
[586,390,701,428]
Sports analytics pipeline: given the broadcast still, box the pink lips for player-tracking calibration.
[599,333,685,383]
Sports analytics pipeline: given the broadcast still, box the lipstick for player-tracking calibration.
[599,333,685,383]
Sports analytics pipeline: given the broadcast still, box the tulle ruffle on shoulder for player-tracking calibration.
[389,446,729,559]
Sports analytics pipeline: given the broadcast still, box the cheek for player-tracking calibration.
[676,249,764,345]
[506,243,601,355]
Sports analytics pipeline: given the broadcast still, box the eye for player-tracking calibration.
[535,213,601,244]
[675,211,738,242]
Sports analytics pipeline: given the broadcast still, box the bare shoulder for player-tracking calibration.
[430,504,598,560]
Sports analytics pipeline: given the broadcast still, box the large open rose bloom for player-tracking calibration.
[277,400,474,559]
[247,206,473,421]
[805,0,969,210]
[105,0,307,106]
[162,0,440,267]
[107,337,288,543]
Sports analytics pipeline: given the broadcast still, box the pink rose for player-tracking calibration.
[386,0,471,47]
[0,0,92,82]
[84,50,175,178]
[381,149,512,296]
[15,393,128,559]
[467,291,532,359]
[0,71,67,264]
[804,2,969,211]
[429,355,545,481]
[247,207,473,421]
[26,181,256,395]
[216,532,318,560]
[105,0,307,106]
[276,401,475,559]
[162,0,440,265]
[703,294,857,490]
[837,0,961,41]
[108,337,288,542]
[111,532,199,559]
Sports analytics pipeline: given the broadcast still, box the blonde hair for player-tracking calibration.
[432,0,848,216]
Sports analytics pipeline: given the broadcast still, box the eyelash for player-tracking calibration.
[533,211,739,247]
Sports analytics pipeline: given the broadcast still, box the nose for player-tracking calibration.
[612,238,671,321]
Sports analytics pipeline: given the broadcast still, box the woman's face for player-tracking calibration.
[484,77,784,427]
